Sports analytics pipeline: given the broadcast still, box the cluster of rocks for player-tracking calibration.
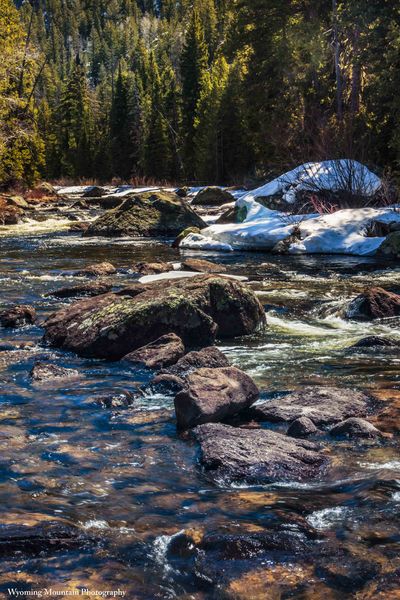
[0,184,63,225]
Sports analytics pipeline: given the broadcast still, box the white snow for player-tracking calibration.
[138,270,247,283]
[241,159,382,205]
[180,232,234,252]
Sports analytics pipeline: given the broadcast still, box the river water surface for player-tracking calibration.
[0,217,399,599]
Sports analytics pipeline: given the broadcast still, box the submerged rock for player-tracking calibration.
[194,423,328,484]
[174,366,259,429]
[47,282,112,299]
[0,305,36,328]
[192,187,234,206]
[93,391,136,409]
[287,417,319,438]
[350,335,400,349]
[43,275,265,359]
[84,191,206,237]
[30,362,79,382]
[0,521,87,556]
[344,287,400,320]
[329,417,382,439]
[123,333,185,369]
[251,386,370,427]
[76,262,117,277]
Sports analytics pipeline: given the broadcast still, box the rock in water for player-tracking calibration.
[131,262,172,275]
[287,417,319,438]
[194,423,328,484]
[123,333,185,369]
[0,521,87,556]
[0,305,36,328]
[174,366,259,429]
[192,187,234,206]
[93,391,136,409]
[181,258,224,273]
[252,386,370,427]
[30,362,79,382]
[82,186,107,198]
[76,262,117,277]
[344,287,400,320]
[84,191,206,237]
[329,418,382,439]
[43,275,266,360]
[349,336,399,349]
[47,282,112,299]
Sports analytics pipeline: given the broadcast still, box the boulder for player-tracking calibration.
[93,391,136,409]
[6,196,30,209]
[82,186,108,198]
[174,366,259,429]
[287,417,319,438]
[181,258,223,273]
[377,231,400,258]
[43,275,266,360]
[215,204,248,225]
[251,387,370,427]
[46,282,112,299]
[329,417,382,439]
[0,305,36,328]
[162,346,230,378]
[84,191,206,237]
[349,336,400,349]
[172,226,201,248]
[76,262,117,277]
[69,221,90,233]
[0,198,21,224]
[176,187,188,198]
[123,333,185,369]
[30,362,79,382]
[194,423,328,484]
[131,262,172,276]
[192,187,234,206]
[344,287,400,320]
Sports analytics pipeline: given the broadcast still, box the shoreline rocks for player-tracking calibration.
[0,305,36,328]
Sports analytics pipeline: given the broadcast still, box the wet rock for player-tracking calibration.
[174,366,259,430]
[316,556,380,593]
[358,568,400,599]
[181,258,223,273]
[82,186,107,198]
[76,261,117,277]
[30,362,79,382]
[93,391,136,409]
[350,335,400,349]
[47,282,112,299]
[172,226,201,248]
[192,187,234,206]
[329,417,382,439]
[0,521,88,556]
[69,221,90,233]
[151,373,186,394]
[194,423,328,484]
[0,198,22,224]
[377,230,400,258]
[131,261,172,275]
[287,417,319,438]
[84,191,206,237]
[123,333,185,369]
[43,275,265,359]
[0,305,36,328]
[344,287,400,320]
[162,346,230,378]
[251,387,370,427]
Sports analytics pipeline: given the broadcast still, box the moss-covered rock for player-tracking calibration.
[43,275,266,359]
[377,231,400,258]
[172,226,202,248]
[84,191,206,237]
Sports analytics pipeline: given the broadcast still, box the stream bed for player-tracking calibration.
[0,220,399,599]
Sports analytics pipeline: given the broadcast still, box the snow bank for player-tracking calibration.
[182,205,400,256]
[138,270,247,283]
[241,159,381,205]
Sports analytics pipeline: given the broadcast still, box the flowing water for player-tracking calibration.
[0,216,399,598]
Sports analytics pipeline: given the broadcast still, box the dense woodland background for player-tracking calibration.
[1,0,400,187]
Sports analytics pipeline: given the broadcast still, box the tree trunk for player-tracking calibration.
[332,0,343,121]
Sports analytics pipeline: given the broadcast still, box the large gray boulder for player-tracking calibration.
[43,275,266,360]
[174,366,259,429]
[194,423,328,484]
